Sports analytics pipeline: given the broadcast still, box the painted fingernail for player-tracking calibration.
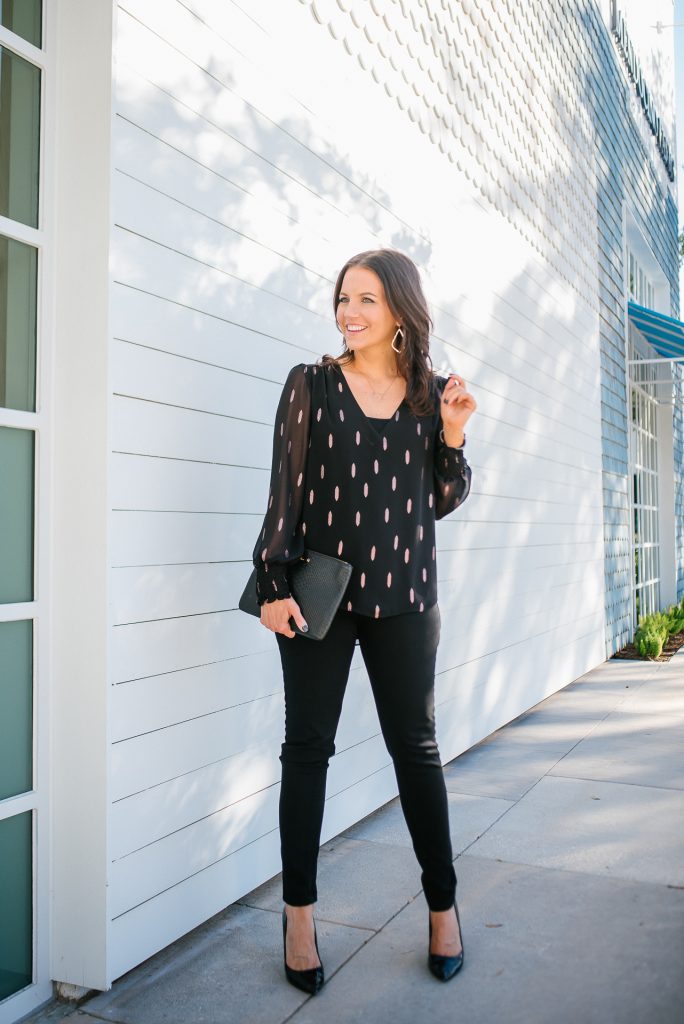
[301,623,309,632]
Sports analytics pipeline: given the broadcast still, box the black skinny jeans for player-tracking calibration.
[275,602,457,912]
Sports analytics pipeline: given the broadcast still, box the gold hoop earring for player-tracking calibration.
[391,326,404,353]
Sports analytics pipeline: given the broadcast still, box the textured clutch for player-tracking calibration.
[239,550,353,641]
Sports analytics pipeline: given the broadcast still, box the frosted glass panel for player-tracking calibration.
[0,46,41,227]
[0,1,42,47]
[0,620,32,800]
[0,812,32,1000]
[0,426,34,604]
[0,235,37,412]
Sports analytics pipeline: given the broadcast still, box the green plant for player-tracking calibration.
[635,630,663,658]
[665,601,684,635]
[632,597,684,658]
[636,611,668,643]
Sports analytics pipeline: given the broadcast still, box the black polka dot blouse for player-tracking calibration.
[252,361,472,617]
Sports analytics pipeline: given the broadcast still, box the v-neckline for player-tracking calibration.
[334,363,406,441]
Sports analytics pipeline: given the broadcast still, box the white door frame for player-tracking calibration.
[0,4,54,1021]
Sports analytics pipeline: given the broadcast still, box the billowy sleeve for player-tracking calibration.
[252,364,311,605]
[432,377,472,521]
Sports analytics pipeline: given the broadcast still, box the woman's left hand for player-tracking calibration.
[441,374,477,446]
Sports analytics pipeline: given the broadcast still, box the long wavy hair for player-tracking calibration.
[320,249,437,417]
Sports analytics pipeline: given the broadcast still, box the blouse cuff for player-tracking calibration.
[436,433,468,482]
[255,561,292,606]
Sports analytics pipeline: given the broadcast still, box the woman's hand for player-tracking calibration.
[260,596,308,638]
[441,373,477,446]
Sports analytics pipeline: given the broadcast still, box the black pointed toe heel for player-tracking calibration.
[428,902,464,982]
[282,907,325,995]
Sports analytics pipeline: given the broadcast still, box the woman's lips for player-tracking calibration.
[346,325,366,333]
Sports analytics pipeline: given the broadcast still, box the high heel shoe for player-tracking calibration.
[282,906,325,995]
[428,902,464,982]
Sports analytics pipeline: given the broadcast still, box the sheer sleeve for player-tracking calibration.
[252,363,311,605]
[432,377,472,521]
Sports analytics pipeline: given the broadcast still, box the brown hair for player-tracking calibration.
[320,249,437,417]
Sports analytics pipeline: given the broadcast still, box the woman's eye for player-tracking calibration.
[362,297,374,303]
[338,296,348,303]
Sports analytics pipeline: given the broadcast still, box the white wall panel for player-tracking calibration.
[111,456,264,515]
[111,655,372,854]
[112,229,328,353]
[108,762,400,982]
[111,284,316,383]
[110,728,391,919]
[110,786,283,918]
[110,509,256,565]
[112,394,265,466]
[111,649,282,741]
[111,338,277,423]
[107,0,608,981]
[112,609,265,683]
[110,743,282,860]
[111,691,284,799]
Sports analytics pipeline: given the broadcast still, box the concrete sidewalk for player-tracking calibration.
[28,652,684,1024]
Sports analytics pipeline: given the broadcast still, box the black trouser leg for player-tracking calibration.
[275,611,357,906]
[358,604,457,911]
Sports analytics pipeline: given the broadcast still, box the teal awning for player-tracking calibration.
[628,301,684,361]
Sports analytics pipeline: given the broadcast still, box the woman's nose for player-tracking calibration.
[345,305,363,319]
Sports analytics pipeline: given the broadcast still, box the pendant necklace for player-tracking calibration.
[355,370,400,401]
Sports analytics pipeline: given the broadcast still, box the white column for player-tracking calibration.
[49,0,114,991]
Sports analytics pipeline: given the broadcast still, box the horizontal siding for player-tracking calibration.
[108,764,400,981]
[111,538,601,625]
[108,0,611,979]
[580,0,679,653]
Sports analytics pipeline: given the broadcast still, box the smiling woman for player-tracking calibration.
[329,249,439,421]
[249,248,477,993]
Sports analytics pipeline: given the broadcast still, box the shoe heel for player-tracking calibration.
[455,900,465,959]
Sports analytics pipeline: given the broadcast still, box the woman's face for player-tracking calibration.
[336,265,399,355]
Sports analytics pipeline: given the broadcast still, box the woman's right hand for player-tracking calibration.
[260,596,308,638]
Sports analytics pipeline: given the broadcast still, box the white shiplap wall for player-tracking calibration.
[108,0,605,979]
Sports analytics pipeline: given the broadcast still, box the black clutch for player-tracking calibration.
[239,550,353,640]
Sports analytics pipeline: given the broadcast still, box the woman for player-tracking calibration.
[252,249,476,993]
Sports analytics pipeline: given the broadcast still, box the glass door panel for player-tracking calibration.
[0,619,32,800]
[0,234,37,411]
[0,811,32,1000]
[0,1,42,48]
[0,426,34,604]
[0,44,41,227]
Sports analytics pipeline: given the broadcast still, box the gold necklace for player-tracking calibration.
[352,369,401,400]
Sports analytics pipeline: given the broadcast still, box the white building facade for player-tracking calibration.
[0,1,681,1019]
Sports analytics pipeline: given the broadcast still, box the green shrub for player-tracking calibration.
[635,630,663,658]
[632,598,684,657]
[636,612,669,645]
[666,603,684,634]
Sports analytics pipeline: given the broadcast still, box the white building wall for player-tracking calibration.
[107,0,606,980]
[598,0,676,196]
